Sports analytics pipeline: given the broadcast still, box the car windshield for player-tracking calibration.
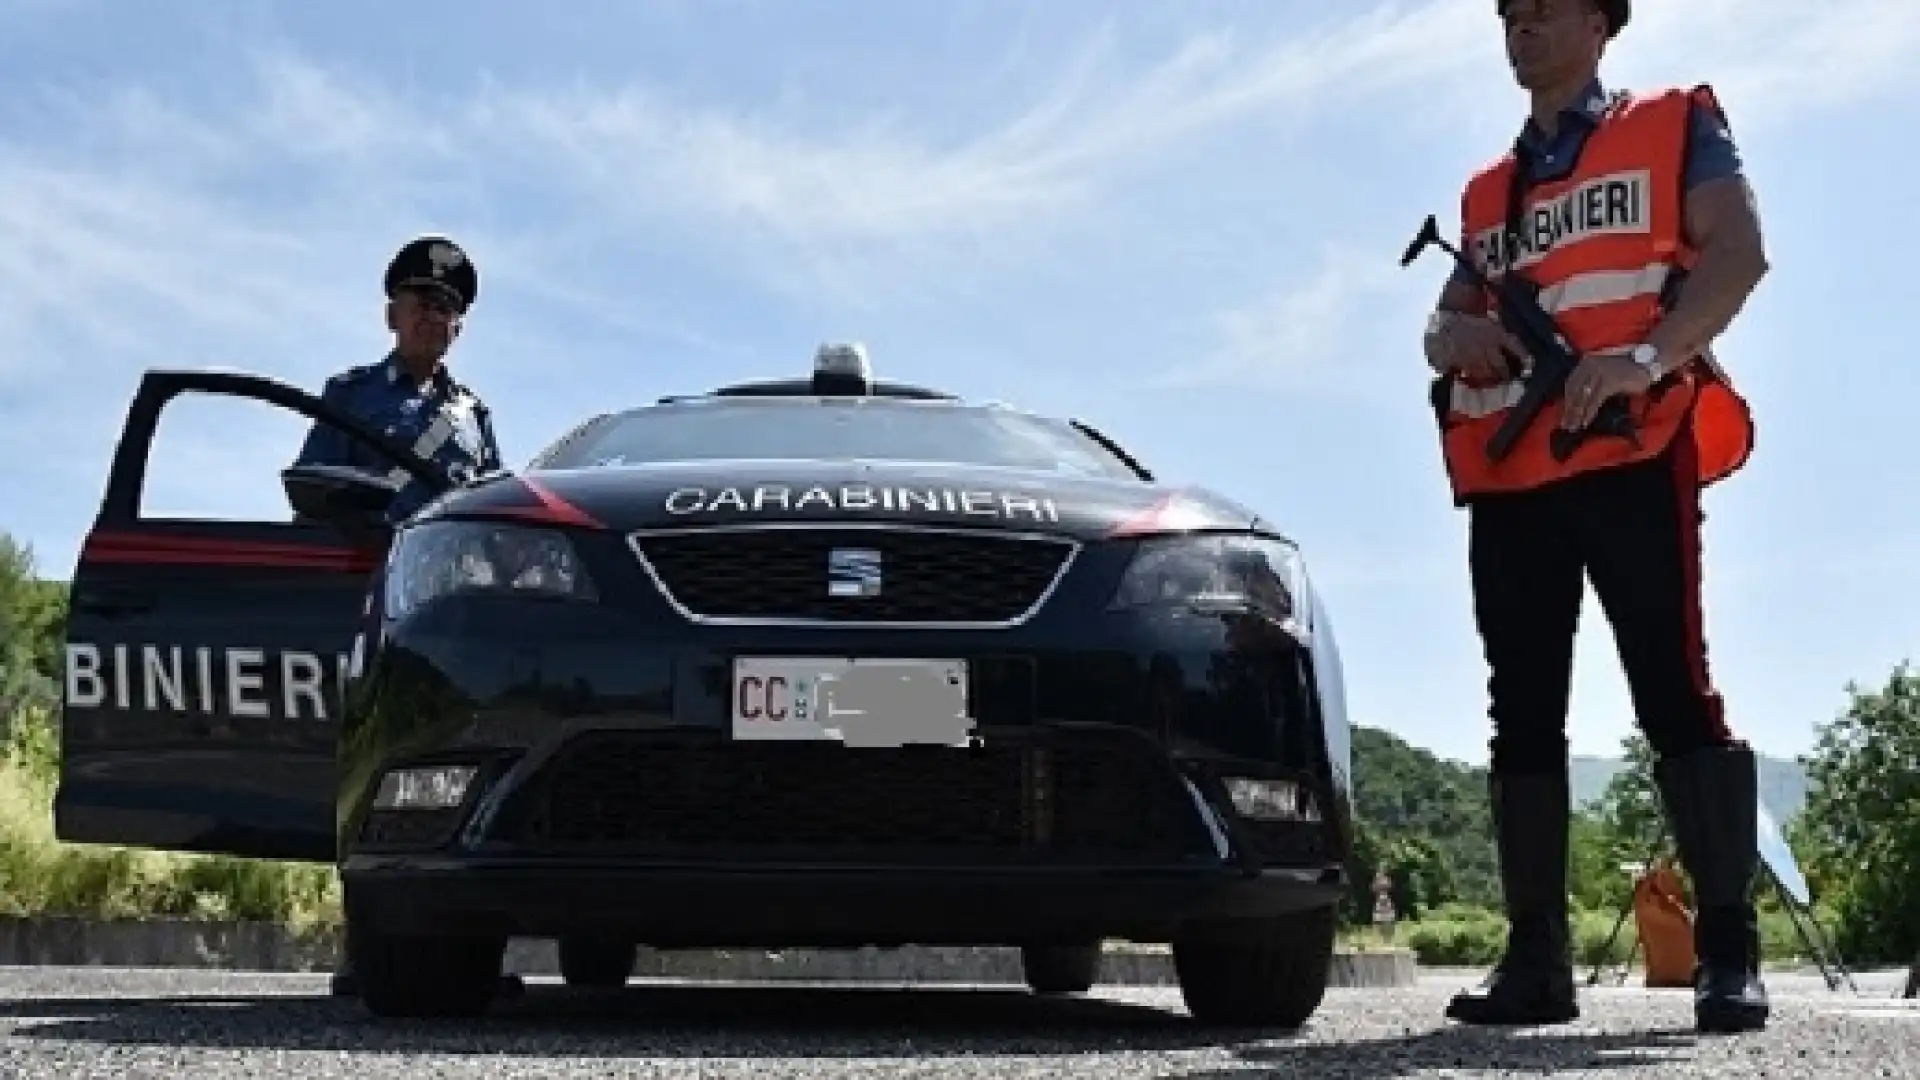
[535,398,1143,480]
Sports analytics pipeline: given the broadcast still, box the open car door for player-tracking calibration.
[56,370,451,864]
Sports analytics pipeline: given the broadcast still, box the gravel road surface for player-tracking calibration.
[0,966,1910,1078]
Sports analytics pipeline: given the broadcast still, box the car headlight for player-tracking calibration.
[385,520,598,619]
[1107,533,1310,642]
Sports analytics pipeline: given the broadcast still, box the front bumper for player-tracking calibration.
[341,723,1346,946]
[342,860,1345,946]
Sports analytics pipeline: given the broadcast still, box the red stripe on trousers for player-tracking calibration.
[1667,432,1735,743]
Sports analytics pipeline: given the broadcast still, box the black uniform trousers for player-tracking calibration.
[1467,431,1736,776]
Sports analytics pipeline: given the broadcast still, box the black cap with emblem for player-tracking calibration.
[1496,0,1628,38]
[384,235,479,313]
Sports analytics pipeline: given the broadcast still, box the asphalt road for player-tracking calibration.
[0,966,1911,1078]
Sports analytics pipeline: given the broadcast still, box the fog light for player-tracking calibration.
[1223,777,1319,822]
[373,765,477,810]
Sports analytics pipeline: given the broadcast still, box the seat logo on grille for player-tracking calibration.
[827,547,883,599]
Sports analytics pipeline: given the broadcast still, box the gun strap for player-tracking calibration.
[1499,119,1684,374]
[1500,141,1540,274]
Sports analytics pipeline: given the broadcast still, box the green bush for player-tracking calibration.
[1381,900,1846,972]
[1399,904,1507,966]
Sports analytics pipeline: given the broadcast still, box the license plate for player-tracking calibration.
[730,656,975,748]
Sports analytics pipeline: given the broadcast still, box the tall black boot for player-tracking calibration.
[1445,770,1579,1025]
[1655,742,1770,1034]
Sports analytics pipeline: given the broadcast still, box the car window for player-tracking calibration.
[136,392,334,524]
[534,399,1141,480]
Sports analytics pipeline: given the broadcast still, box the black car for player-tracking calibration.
[53,345,1358,1026]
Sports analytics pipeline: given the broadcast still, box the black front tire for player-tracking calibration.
[349,918,507,1019]
[1020,942,1102,995]
[558,937,637,989]
[1173,903,1338,1028]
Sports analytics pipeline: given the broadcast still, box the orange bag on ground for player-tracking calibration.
[1633,858,1697,988]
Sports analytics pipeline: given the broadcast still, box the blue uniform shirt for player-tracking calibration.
[1450,78,1745,288]
[292,353,504,524]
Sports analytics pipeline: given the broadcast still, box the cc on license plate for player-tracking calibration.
[731,657,975,748]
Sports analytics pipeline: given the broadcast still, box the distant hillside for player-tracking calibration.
[1347,725,1498,909]
[1570,753,1809,823]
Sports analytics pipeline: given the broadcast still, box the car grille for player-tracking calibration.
[491,730,1217,865]
[628,527,1075,625]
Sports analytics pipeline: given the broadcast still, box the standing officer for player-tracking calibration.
[1421,0,1773,1034]
[289,235,515,999]
[290,234,504,524]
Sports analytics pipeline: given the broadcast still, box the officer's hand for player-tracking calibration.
[1431,313,1529,383]
[1559,353,1654,431]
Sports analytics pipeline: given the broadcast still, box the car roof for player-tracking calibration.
[524,376,1029,470]
[657,376,962,404]
[523,373,1161,482]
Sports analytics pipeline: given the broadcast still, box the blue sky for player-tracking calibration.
[2,0,1916,769]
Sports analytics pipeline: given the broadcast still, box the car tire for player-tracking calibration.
[558,937,637,989]
[349,918,506,1019]
[1020,942,1102,995]
[1172,903,1337,1028]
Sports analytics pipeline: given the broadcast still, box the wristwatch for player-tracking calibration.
[1630,343,1663,381]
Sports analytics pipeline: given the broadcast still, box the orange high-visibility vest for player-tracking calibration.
[1435,84,1755,503]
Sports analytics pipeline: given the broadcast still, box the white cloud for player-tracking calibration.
[0,160,343,375]
[246,55,443,162]
[474,3,1491,257]
[1146,245,1421,397]
[1604,0,1920,122]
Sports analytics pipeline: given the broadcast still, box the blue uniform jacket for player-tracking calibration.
[291,353,504,524]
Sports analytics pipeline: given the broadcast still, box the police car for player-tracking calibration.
[54,345,1359,1026]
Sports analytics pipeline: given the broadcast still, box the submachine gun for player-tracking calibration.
[1400,214,1638,463]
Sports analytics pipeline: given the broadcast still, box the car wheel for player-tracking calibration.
[1172,903,1337,1028]
[557,937,637,989]
[1020,942,1102,995]
[349,918,506,1019]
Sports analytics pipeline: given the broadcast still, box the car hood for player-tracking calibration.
[426,460,1270,543]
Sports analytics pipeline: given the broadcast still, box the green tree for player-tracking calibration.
[1567,809,1633,914]
[1592,734,1664,860]
[0,535,69,729]
[1792,663,1920,965]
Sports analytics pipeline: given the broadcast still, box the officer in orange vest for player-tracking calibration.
[1421,0,1773,1035]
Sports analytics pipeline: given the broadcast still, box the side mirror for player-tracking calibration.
[282,464,399,543]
